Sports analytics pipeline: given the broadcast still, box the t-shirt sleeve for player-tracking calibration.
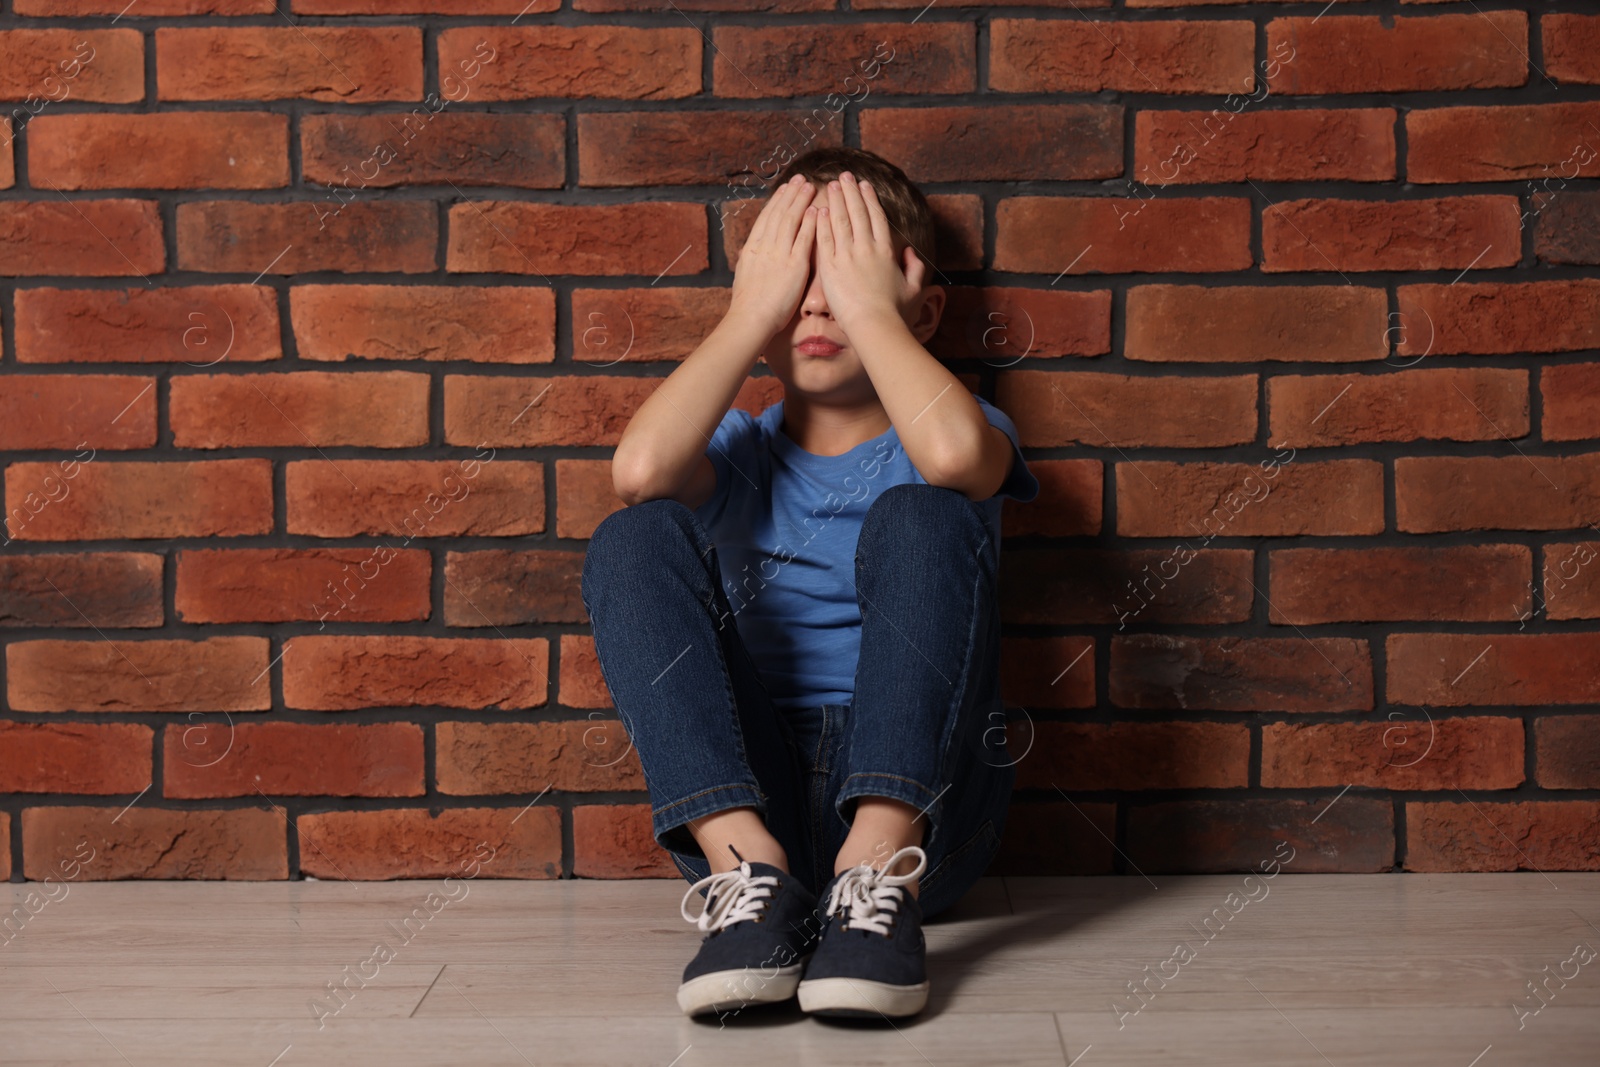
[694,406,762,527]
[977,396,1040,504]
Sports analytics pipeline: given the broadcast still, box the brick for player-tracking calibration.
[713,25,971,99]
[861,104,1121,181]
[1397,279,1600,357]
[931,287,1112,362]
[0,200,163,277]
[446,202,705,277]
[1002,548,1253,626]
[292,284,555,364]
[1395,454,1600,532]
[1534,716,1600,789]
[554,460,625,540]
[1134,107,1395,184]
[1266,13,1528,93]
[1117,458,1384,537]
[0,814,7,881]
[1543,541,1600,620]
[865,0,1104,7]
[578,0,826,9]
[13,285,282,364]
[1544,14,1600,85]
[5,459,273,541]
[1,118,11,188]
[1269,367,1528,446]
[298,806,561,879]
[164,722,425,798]
[997,636,1095,710]
[1407,101,1600,183]
[436,720,645,795]
[0,30,143,103]
[22,806,287,880]
[991,19,1253,94]
[175,548,431,624]
[443,550,585,626]
[302,112,564,189]
[997,369,1256,448]
[177,200,436,274]
[1262,196,1522,273]
[1535,190,1600,266]
[29,112,289,189]
[1408,279,1600,358]
[286,457,543,538]
[573,804,678,878]
[295,0,543,10]
[0,722,151,793]
[1268,546,1531,624]
[1126,284,1388,362]
[1542,363,1600,441]
[445,375,658,448]
[282,635,548,710]
[1388,633,1600,707]
[1016,721,1250,790]
[156,27,422,102]
[170,371,430,448]
[558,634,612,710]
[1127,798,1394,874]
[0,375,157,450]
[999,459,1102,538]
[1263,717,1524,790]
[7,636,271,712]
[0,552,163,628]
[994,196,1251,275]
[569,288,728,366]
[579,110,844,187]
[1111,635,1373,713]
[17,0,271,11]
[440,27,699,100]
[1405,801,1600,872]
[993,803,1115,877]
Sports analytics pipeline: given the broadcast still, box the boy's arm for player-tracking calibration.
[610,176,820,506]
[609,309,773,507]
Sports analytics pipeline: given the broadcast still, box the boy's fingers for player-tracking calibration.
[748,176,799,246]
[826,181,852,244]
[773,181,814,247]
[837,174,872,243]
[858,179,891,245]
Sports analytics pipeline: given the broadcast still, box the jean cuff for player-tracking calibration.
[652,782,767,859]
[834,772,945,851]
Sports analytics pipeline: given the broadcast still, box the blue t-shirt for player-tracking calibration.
[693,393,1040,711]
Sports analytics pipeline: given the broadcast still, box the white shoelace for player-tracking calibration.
[681,860,779,934]
[823,845,928,936]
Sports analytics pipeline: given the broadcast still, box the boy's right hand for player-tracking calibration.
[728,174,819,337]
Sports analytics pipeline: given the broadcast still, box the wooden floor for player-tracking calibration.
[3,873,1597,1065]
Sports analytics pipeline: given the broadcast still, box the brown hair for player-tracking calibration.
[771,147,937,277]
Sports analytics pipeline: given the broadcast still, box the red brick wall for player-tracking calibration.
[2,5,1597,883]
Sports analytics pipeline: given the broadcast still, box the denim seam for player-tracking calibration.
[652,782,764,822]
[836,770,941,808]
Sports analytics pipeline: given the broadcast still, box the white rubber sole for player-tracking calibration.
[797,976,930,1018]
[676,963,804,1017]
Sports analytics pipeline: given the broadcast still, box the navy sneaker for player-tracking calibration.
[676,850,821,1018]
[796,845,930,1018]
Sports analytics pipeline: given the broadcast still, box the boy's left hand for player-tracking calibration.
[814,171,926,333]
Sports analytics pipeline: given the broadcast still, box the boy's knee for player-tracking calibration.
[588,497,690,556]
[860,482,983,543]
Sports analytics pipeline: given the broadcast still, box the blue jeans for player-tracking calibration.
[579,482,1016,920]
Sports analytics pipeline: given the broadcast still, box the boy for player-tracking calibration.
[579,147,1040,1020]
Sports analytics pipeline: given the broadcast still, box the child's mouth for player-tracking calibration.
[797,340,843,357]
